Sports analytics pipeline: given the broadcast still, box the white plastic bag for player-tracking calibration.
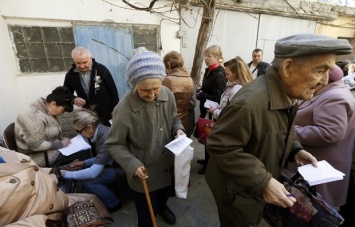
[174,145,194,199]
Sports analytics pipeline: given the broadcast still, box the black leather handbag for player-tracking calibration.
[50,164,76,194]
[263,170,344,227]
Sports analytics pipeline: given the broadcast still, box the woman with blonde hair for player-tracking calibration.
[196,45,227,174]
[208,56,253,120]
[61,108,123,212]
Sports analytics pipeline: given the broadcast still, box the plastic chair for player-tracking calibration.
[3,122,17,151]
[2,122,50,167]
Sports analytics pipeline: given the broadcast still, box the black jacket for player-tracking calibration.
[198,66,226,118]
[64,59,119,124]
[248,61,270,77]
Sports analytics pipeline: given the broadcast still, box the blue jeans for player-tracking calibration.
[82,168,119,209]
[132,186,172,227]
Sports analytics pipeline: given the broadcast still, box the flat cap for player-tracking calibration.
[274,33,352,58]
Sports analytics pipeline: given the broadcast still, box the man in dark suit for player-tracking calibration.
[64,47,119,126]
[248,48,270,79]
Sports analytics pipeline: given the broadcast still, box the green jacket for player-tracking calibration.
[106,86,183,192]
[205,66,303,225]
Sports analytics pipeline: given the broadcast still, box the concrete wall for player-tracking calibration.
[0,0,180,133]
[0,0,354,134]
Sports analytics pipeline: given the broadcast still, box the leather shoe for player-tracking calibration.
[197,159,206,165]
[159,205,176,225]
[198,166,206,175]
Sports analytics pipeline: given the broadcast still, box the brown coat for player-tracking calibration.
[162,67,194,131]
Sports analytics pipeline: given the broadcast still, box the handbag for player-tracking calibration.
[66,201,107,227]
[195,117,214,145]
[50,164,76,193]
[263,169,344,227]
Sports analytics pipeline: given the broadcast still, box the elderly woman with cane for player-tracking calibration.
[106,47,185,226]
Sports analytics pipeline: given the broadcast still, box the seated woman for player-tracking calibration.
[61,109,122,212]
[15,86,73,167]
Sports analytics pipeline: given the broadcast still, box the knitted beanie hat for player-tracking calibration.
[126,47,166,87]
[329,65,343,82]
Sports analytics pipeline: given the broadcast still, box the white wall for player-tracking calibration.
[0,16,20,131]
[180,8,259,72]
[0,0,180,133]
[258,14,317,63]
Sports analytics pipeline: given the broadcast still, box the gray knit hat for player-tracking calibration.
[275,33,352,58]
[126,47,166,87]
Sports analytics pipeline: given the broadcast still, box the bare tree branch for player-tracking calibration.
[122,0,158,11]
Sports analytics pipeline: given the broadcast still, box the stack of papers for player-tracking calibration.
[204,99,219,109]
[298,160,345,186]
[58,135,91,156]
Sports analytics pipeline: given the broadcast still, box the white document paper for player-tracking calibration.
[165,135,193,156]
[204,99,219,109]
[298,160,345,186]
[58,135,91,156]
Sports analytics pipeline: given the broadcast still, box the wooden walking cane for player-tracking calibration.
[141,168,157,227]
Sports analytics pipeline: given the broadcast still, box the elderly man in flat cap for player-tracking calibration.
[205,33,352,227]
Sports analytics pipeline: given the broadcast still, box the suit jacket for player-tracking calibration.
[64,59,119,124]
[248,61,270,77]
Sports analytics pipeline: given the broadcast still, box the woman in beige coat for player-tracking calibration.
[0,147,111,226]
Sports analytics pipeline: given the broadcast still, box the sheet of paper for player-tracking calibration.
[298,160,345,186]
[58,135,91,156]
[204,99,219,109]
[165,135,193,156]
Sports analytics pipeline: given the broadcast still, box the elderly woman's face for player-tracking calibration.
[282,54,335,101]
[137,78,162,102]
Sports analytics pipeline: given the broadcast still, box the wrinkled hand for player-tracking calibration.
[134,165,148,180]
[294,150,318,167]
[175,129,185,138]
[74,97,86,107]
[67,161,85,170]
[262,178,296,208]
[60,170,67,177]
[61,137,71,147]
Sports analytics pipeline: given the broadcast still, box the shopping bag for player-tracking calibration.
[263,169,344,227]
[174,145,194,199]
[194,117,214,145]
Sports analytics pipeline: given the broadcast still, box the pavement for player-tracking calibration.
[108,137,270,227]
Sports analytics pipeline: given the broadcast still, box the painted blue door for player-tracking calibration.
[74,23,133,99]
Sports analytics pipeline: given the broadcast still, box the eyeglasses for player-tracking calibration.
[76,125,88,134]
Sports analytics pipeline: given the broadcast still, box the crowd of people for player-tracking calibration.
[1,33,355,227]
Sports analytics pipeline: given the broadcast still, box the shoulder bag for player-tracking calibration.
[263,169,344,227]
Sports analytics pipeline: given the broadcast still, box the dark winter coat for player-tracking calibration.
[205,66,303,226]
[198,66,226,118]
[64,59,119,124]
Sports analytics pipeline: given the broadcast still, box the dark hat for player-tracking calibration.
[274,33,352,58]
